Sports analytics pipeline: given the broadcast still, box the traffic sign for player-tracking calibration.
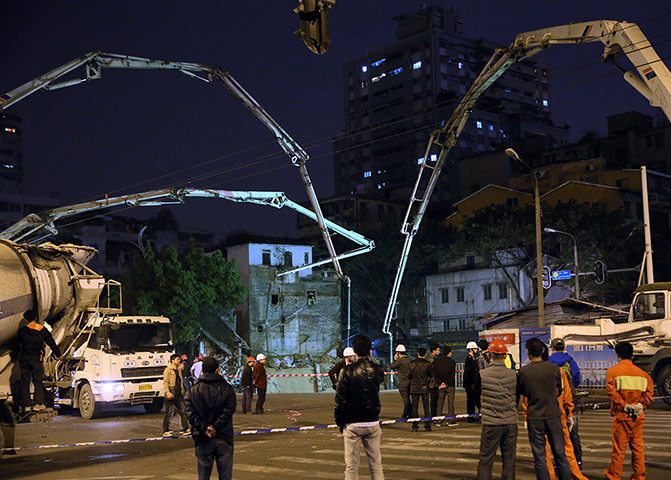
[552,269,571,280]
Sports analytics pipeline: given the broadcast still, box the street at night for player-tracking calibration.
[3,391,670,479]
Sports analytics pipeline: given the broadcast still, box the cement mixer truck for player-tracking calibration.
[0,239,174,455]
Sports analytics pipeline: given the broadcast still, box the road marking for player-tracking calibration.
[234,463,343,479]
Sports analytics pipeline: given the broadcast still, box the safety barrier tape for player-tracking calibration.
[3,395,669,453]
[223,372,398,378]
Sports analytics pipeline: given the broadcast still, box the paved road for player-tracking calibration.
[3,391,670,479]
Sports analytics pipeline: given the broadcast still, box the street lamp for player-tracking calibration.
[505,148,544,327]
[544,227,579,299]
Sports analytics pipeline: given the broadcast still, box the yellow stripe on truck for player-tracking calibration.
[615,375,649,392]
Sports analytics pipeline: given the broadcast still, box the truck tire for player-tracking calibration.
[143,397,164,414]
[658,365,671,406]
[78,384,101,420]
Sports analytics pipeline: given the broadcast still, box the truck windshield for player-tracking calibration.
[634,292,665,321]
[104,323,173,352]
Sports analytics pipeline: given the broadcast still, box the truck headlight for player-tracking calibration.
[103,384,113,392]
[113,384,125,392]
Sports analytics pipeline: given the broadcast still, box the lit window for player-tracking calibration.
[390,67,403,75]
[458,62,464,69]
[2,163,14,169]
[371,73,385,83]
[371,58,386,67]
[363,170,372,178]
[542,99,549,107]
[361,65,368,73]
[476,121,483,129]
[4,127,16,133]
[413,61,422,70]
[430,154,438,162]
[417,157,423,165]
[488,124,494,131]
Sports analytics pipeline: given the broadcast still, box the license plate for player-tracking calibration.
[138,385,152,391]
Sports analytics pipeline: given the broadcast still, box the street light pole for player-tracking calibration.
[544,227,579,299]
[505,148,544,327]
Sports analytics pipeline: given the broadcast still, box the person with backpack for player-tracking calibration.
[549,338,583,469]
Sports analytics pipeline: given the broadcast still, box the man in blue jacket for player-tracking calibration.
[549,338,583,469]
[185,357,237,480]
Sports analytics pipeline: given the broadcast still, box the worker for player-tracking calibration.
[328,347,356,388]
[190,354,204,383]
[464,341,480,422]
[605,341,653,480]
[252,353,267,414]
[14,310,64,412]
[390,344,412,419]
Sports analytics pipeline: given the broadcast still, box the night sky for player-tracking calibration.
[3,1,669,242]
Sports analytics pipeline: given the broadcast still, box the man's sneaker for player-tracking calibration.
[162,431,173,437]
[180,429,191,435]
[446,422,458,427]
[32,404,46,412]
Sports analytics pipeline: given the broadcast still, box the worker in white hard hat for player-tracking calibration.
[252,353,267,414]
[328,347,356,389]
[390,343,412,419]
[464,341,481,423]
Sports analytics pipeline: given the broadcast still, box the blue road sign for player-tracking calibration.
[552,269,571,280]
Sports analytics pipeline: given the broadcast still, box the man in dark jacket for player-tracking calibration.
[408,347,432,432]
[185,357,236,480]
[432,345,456,426]
[390,344,412,419]
[14,310,64,411]
[252,353,267,414]
[464,341,480,423]
[334,334,385,479]
[475,339,520,480]
[427,343,441,418]
[328,347,356,388]
[240,356,254,414]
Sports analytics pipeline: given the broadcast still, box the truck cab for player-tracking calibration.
[57,315,174,419]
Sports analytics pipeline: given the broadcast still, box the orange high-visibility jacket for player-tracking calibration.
[606,359,653,421]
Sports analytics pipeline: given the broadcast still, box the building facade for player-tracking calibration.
[334,4,568,207]
[227,243,342,357]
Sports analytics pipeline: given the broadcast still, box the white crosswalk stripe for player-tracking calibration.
[233,408,671,479]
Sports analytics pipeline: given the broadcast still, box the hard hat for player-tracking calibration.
[466,341,479,350]
[343,347,355,357]
[247,356,255,362]
[395,344,406,353]
[256,353,266,361]
[489,339,508,355]
[180,354,188,360]
[198,354,205,360]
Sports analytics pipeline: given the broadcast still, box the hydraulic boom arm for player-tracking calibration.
[0,52,348,279]
[382,20,671,356]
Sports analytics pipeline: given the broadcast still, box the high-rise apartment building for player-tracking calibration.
[0,112,22,191]
[334,4,569,206]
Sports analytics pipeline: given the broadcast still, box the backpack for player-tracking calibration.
[560,361,577,399]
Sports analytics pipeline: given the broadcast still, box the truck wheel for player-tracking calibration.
[658,365,671,406]
[78,384,101,420]
[143,397,164,414]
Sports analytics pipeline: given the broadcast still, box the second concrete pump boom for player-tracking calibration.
[0,51,350,280]
[382,20,671,359]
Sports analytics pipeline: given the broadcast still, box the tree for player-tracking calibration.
[121,239,248,342]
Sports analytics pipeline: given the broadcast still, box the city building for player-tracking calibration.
[226,243,342,357]
[334,4,568,209]
[0,112,22,190]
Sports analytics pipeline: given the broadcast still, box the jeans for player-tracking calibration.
[241,386,253,414]
[255,387,266,413]
[569,413,583,464]
[410,393,431,430]
[195,438,233,480]
[436,386,455,422]
[163,394,189,432]
[527,417,572,480]
[477,423,517,480]
[343,423,385,480]
[398,385,411,419]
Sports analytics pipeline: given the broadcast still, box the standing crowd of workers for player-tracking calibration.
[9,309,656,480]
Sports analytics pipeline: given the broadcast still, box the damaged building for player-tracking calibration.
[227,242,342,358]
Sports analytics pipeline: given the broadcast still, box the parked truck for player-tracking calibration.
[482,283,671,405]
[0,239,174,455]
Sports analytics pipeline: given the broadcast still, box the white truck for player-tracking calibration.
[482,283,671,405]
[0,239,174,455]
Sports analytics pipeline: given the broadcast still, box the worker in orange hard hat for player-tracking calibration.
[240,356,255,414]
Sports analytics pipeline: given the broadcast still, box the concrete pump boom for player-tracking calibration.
[0,188,375,278]
[0,52,349,280]
[382,20,671,360]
